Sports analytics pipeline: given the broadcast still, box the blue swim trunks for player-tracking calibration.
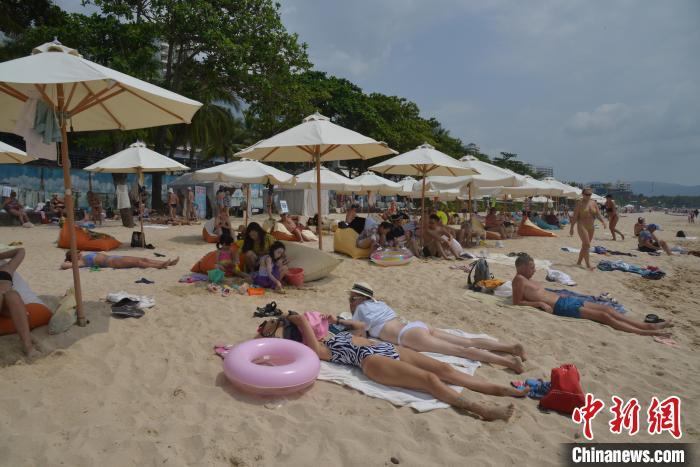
[553,296,584,318]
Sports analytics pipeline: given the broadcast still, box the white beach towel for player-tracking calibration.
[317,329,490,412]
[546,269,576,286]
[144,225,170,229]
[106,291,155,309]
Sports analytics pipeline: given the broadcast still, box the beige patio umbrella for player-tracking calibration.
[0,140,36,164]
[0,40,201,325]
[193,158,294,226]
[369,143,478,242]
[235,112,396,249]
[350,171,402,212]
[85,141,189,244]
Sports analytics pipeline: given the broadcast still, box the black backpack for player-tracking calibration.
[467,258,493,291]
[676,230,686,238]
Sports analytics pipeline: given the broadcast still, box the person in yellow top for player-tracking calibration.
[435,203,449,226]
[240,222,275,272]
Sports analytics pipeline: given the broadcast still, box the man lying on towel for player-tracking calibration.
[512,253,672,337]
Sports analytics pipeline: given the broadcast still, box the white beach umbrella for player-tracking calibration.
[349,171,402,209]
[84,141,189,173]
[85,142,190,241]
[236,113,395,249]
[398,176,418,196]
[282,166,357,192]
[542,177,581,198]
[0,140,36,164]
[194,158,294,224]
[0,39,202,325]
[369,143,479,241]
[497,176,565,198]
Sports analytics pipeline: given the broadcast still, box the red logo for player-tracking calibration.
[609,396,640,435]
[572,393,605,440]
[647,396,682,439]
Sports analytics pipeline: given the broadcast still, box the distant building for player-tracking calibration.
[535,166,554,178]
[588,181,633,197]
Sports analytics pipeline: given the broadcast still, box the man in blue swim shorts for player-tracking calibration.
[511,253,672,337]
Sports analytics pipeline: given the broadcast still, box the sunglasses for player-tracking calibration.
[348,295,365,302]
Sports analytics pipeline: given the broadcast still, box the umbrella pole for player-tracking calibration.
[138,167,145,247]
[420,176,426,248]
[245,184,250,227]
[315,150,323,250]
[468,184,473,220]
[57,84,86,326]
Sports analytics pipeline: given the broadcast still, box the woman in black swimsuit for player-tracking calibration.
[0,248,40,359]
[604,194,624,241]
[258,311,527,421]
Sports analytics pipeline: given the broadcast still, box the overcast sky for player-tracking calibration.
[57,0,699,184]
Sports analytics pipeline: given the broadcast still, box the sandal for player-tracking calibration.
[254,301,281,318]
[207,283,221,294]
[221,286,233,297]
[644,313,665,324]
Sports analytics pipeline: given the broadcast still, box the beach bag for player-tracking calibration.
[538,364,585,414]
[676,230,686,238]
[131,230,145,247]
[467,259,492,291]
[303,311,329,340]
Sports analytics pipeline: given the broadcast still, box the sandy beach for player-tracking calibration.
[1,212,698,466]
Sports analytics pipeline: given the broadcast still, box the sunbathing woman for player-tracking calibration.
[259,311,523,421]
[1,248,41,359]
[570,188,606,270]
[61,251,179,269]
[604,194,624,241]
[347,282,526,373]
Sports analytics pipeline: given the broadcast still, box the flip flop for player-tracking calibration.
[111,306,145,319]
[213,344,233,358]
[111,297,140,308]
[135,277,155,284]
[653,336,678,347]
[207,283,221,294]
[154,252,166,257]
[254,301,281,318]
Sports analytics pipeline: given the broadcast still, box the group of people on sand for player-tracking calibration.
[253,262,673,422]
[167,188,198,224]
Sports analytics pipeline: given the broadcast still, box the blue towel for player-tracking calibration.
[597,260,665,280]
[547,288,627,313]
[511,378,551,399]
[33,101,62,144]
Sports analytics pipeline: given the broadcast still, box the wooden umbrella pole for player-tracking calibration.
[245,184,250,227]
[468,184,473,220]
[138,167,145,247]
[57,84,86,326]
[420,175,426,248]
[315,150,323,250]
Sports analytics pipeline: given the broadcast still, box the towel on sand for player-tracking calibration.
[317,329,489,412]
[106,291,155,309]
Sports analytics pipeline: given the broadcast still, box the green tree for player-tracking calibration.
[492,152,539,177]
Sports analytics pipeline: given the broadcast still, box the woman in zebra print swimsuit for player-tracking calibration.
[259,312,529,422]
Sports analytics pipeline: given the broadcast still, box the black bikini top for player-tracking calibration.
[0,270,12,283]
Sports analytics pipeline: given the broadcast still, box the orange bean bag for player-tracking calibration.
[0,303,52,335]
[202,218,219,243]
[190,244,242,274]
[484,230,502,240]
[58,223,121,251]
[270,222,299,242]
[518,217,557,237]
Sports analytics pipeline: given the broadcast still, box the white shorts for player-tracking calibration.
[397,320,429,346]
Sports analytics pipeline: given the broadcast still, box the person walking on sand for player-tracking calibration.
[346,282,527,373]
[604,194,624,241]
[512,253,672,337]
[570,188,606,270]
[167,188,179,221]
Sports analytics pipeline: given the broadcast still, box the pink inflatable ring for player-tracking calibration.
[223,338,320,396]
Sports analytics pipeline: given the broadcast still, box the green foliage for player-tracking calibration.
[492,152,539,178]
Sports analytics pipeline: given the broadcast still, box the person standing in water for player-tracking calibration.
[570,188,606,270]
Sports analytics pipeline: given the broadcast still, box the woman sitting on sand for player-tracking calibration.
[251,241,288,290]
[346,282,527,373]
[570,188,606,270]
[258,311,524,421]
[240,222,275,273]
[61,251,179,269]
[1,248,41,359]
